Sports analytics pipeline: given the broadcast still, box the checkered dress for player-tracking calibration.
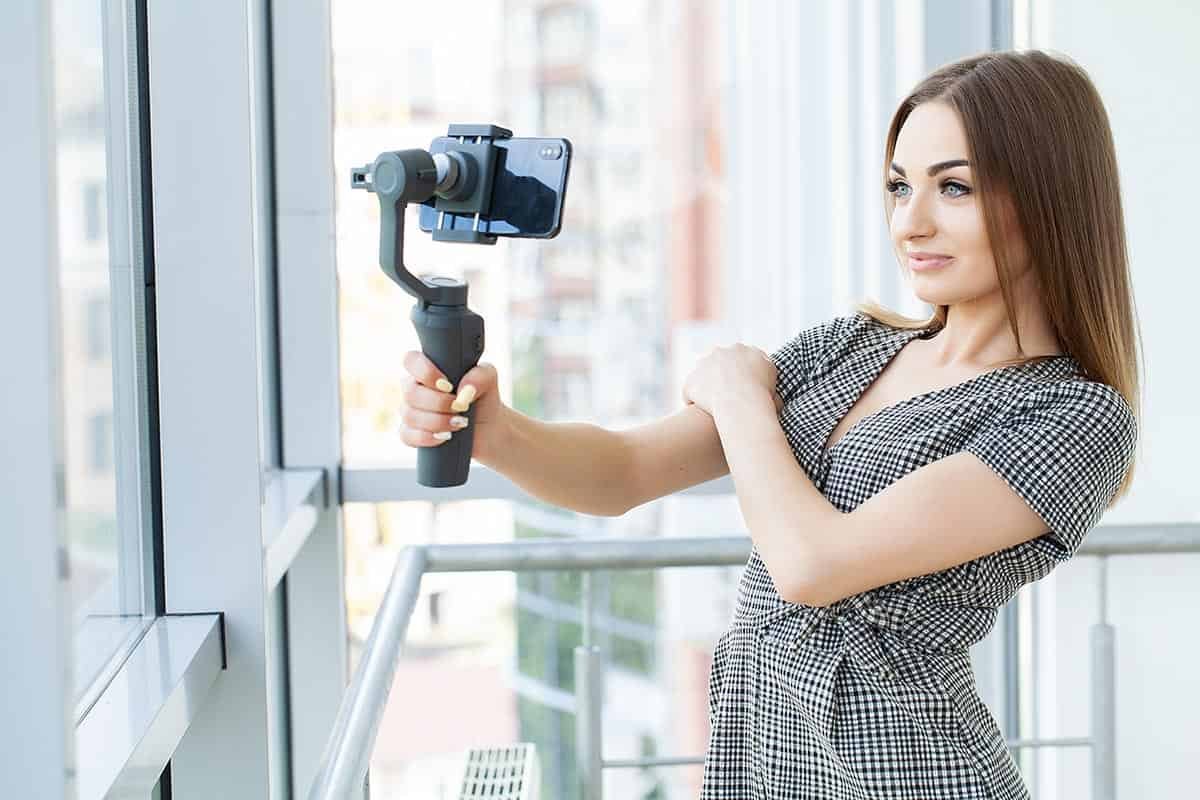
[701,312,1137,799]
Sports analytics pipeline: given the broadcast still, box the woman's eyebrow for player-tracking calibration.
[889,159,970,177]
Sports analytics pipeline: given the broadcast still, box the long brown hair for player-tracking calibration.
[857,49,1142,502]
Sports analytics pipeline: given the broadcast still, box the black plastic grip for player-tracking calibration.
[411,300,485,487]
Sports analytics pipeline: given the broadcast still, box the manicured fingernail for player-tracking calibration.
[450,416,468,428]
[436,378,454,393]
[450,385,476,412]
[433,431,452,441]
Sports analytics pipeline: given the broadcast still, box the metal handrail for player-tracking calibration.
[307,524,1200,800]
[307,536,748,799]
[308,548,427,800]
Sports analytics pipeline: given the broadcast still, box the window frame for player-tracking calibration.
[0,1,72,795]
[64,0,161,718]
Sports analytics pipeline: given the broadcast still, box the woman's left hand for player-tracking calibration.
[682,343,782,417]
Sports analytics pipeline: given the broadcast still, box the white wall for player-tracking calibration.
[1030,3,1200,798]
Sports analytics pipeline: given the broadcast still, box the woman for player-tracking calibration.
[399,49,1140,799]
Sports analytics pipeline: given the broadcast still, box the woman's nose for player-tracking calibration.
[892,190,936,241]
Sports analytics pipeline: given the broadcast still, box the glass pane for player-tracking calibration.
[53,0,147,699]
[334,1,732,796]
[333,1,712,464]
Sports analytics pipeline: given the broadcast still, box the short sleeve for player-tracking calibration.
[768,314,858,405]
[963,380,1137,562]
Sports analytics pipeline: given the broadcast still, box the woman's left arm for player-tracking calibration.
[707,374,1134,609]
[683,344,843,602]
[712,389,842,603]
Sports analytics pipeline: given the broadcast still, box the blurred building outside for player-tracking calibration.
[333,0,735,797]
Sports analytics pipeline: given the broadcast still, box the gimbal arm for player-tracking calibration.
[350,148,472,307]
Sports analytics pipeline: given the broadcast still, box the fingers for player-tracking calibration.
[401,373,458,414]
[402,404,468,431]
[397,385,467,447]
[403,350,456,395]
[401,352,496,410]
[399,352,460,447]
[400,352,493,448]
[450,384,477,413]
[398,424,457,448]
[450,362,495,412]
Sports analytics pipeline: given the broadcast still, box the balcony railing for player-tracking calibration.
[308,502,1200,800]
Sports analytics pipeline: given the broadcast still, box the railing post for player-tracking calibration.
[582,571,595,648]
[1091,556,1116,800]
[1091,621,1116,799]
[574,644,604,800]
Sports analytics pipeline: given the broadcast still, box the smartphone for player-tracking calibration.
[418,136,572,239]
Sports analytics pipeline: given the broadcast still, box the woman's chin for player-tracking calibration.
[911,285,965,306]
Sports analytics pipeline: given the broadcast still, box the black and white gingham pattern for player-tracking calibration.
[701,312,1137,799]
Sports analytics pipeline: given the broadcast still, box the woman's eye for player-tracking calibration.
[885,179,971,198]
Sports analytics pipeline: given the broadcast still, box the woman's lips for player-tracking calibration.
[908,255,953,271]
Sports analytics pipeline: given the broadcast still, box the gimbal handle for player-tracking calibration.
[350,142,492,487]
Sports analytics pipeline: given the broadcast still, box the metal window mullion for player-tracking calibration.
[245,2,296,796]
[147,0,274,796]
[270,1,349,797]
[991,0,1015,51]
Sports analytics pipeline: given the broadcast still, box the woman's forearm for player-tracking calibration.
[475,405,632,517]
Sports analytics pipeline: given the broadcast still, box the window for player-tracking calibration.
[332,2,722,796]
[538,5,590,69]
[88,413,114,474]
[84,180,105,242]
[52,0,152,702]
[86,295,109,361]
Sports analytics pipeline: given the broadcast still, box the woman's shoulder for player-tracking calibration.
[796,311,867,344]
[772,312,929,390]
[769,313,870,402]
[977,372,1136,460]
[773,313,859,364]
[778,309,905,347]
[827,311,923,359]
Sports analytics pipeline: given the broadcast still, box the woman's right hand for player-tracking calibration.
[399,351,506,459]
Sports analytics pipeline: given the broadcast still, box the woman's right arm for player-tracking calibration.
[482,403,732,518]
[401,350,730,518]
[612,404,731,513]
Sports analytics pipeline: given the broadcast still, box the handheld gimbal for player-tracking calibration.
[351,123,570,487]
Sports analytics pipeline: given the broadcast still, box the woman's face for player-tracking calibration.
[887,101,1029,305]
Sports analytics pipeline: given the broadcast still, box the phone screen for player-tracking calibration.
[418,136,571,238]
